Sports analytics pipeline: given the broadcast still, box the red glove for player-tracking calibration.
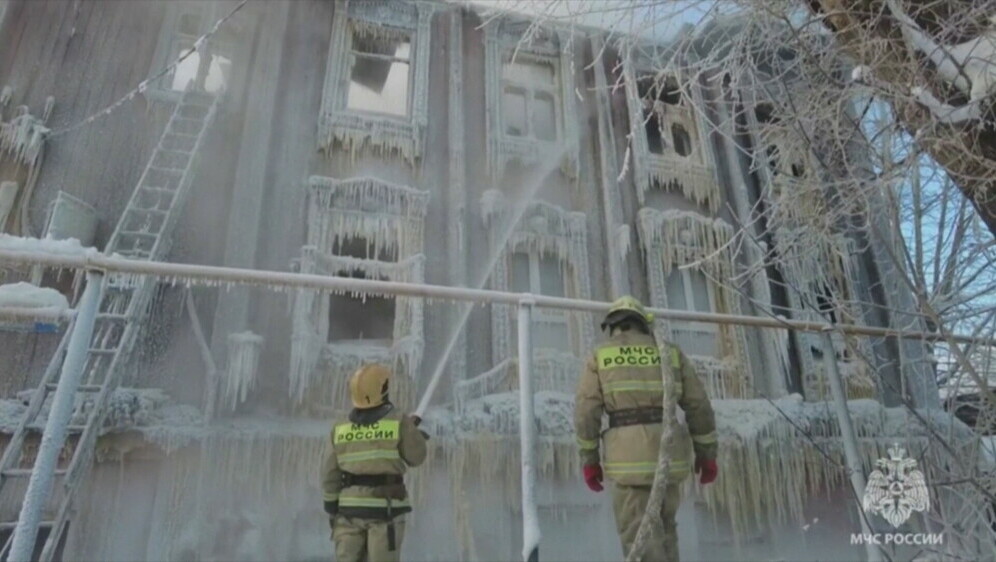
[582,464,603,492]
[696,458,718,485]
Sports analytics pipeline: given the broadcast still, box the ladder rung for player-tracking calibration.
[118,231,159,238]
[3,468,66,477]
[44,383,101,392]
[87,348,118,355]
[138,185,177,194]
[147,166,184,175]
[166,131,199,139]
[127,207,168,215]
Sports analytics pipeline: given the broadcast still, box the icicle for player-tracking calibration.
[616,224,631,260]
[222,331,263,412]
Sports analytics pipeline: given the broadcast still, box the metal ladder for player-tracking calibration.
[0,89,220,561]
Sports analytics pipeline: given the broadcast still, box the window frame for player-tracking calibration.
[510,250,571,351]
[146,1,236,104]
[318,2,432,166]
[500,56,561,142]
[344,25,414,120]
[665,267,720,358]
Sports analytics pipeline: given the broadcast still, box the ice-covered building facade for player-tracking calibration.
[0,1,985,561]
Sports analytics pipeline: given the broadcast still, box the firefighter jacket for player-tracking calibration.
[321,407,427,519]
[574,329,718,487]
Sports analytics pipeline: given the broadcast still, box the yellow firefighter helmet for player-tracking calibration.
[601,295,654,331]
[349,363,391,409]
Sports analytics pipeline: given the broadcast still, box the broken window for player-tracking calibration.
[664,267,718,357]
[158,5,232,95]
[327,237,397,343]
[501,58,559,141]
[169,48,231,93]
[511,251,570,351]
[346,31,411,118]
[637,75,686,156]
[672,124,692,157]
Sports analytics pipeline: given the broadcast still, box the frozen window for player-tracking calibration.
[346,32,411,118]
[169,48,231,93]
[637,76,686,156]
[534,93,557,141]
[664,267,718,357]
[327,236,397,343]
[503,88,528,136]
[501,58,559,142]
[671,124,692,157]
[511,251,570,351]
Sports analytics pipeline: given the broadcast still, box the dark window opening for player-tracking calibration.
[765,144,781,173]
[815,283,839,324]
[637,76,684,155]
[791,162,806,178]
[327,236,398,343]
[754,104,776,124]
[328,269,396,342]
[331,236,397,263]
[347,31,411,117]
[672,124,692,156]
[645,115,665,154]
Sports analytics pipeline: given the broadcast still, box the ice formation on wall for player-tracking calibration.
[428,389,983,550]
[289,248,425,410]
[307,175,429,258]
[0,96,52,170]
[0,92,54,236]
[221,331,263,412]
[452,350,583,412]
[317,2,432,166]
[481,191,594,359]
[620,65,720,210]
[637,208,753,397]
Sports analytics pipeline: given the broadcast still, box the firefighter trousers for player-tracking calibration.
[332,515,406,562]
[612,483,682,562]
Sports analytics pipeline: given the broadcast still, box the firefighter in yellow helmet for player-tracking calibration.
[574,296,718,562]
[321,364,427,562]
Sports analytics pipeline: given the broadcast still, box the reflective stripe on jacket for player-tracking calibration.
[574,330,718,486]
[320,409,427,519]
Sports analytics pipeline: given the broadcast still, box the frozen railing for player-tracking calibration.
[0,246,984,344]
[2,245,993,562]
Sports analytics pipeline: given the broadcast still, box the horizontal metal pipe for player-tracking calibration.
[0,248,991,345]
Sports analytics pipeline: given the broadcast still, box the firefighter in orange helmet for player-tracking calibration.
[321,364,427,562]
[574,296,719,562]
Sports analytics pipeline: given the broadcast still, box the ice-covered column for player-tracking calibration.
[822,331,882,562]
[517,299,540,562]
[589,35,629,297]
[9,270,104,562]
